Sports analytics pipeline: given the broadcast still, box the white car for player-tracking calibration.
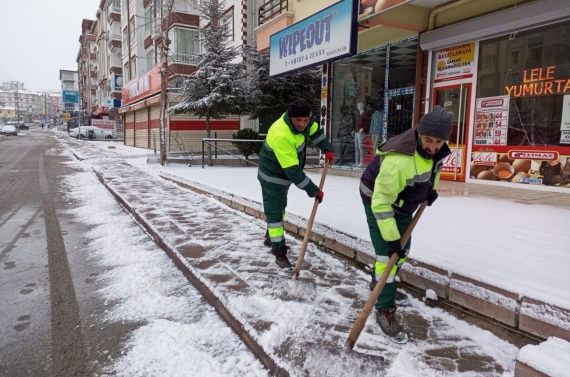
[0,125,18,136]
[69,126,114,139]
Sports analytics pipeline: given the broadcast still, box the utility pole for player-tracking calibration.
[12,81,20,123]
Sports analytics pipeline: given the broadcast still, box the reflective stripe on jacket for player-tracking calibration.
[360,127,450,242]
[258,111,332,196]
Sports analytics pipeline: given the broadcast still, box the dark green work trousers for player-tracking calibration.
[363,201,412,310]
[261,184,289,254]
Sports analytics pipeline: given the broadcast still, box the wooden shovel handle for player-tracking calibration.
[345,201,428,350]
[293,163,328,277]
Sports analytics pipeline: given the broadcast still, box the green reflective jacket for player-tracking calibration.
[258,111,333,196]
[360,128,451,242]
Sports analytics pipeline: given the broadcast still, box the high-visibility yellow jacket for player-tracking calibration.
[258,111,333,196]
[360,127,451,241]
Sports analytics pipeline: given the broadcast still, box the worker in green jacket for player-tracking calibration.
[258,99,334,270]
[359,105,452,343]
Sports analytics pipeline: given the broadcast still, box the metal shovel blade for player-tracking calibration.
[263,274,318,301]
[303,343,385,377]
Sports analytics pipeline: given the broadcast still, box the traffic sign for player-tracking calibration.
[63,113,70,120]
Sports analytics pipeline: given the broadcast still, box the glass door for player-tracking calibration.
[433,84,471,181]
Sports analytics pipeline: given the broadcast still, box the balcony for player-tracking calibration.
[258,0,288,25]
[107,0,121,22]
[171,53,199,65]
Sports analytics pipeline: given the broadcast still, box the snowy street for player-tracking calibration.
[52,134,531,376]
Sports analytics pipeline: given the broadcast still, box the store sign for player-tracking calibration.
[441,147,463,174]
[269,0,358,77]
[112,74,123,92]
[473,152,497,166]
[62,90,79,104]
[434,43,475,83]
[122,66,161,106]
[92,119,115,130]
[474,95,509,146]
[505,65,570,98]
[358,0,407,22]
[508,150,559,161]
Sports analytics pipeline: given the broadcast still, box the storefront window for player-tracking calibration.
[473,21,570,188]
[477,21,570,147]
[330,39,418,168]
[331,50,386,167]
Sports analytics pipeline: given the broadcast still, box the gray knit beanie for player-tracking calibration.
[417,105,453,140]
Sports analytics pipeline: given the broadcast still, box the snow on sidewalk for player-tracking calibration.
[58,137,521,376]
[142,164,570,312]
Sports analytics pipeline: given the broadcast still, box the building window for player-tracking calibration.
[131,57,137,78]
[129,17,135,45]
[147,48,154,71]
[221,8,234,44]
[170,28,200,63]
[144,6,153,34]
[123,26,128,48]
[124,62,129,82]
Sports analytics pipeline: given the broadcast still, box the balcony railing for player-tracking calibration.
[259,0,288,25]
[110,33,122,41]
[171,53,199,65]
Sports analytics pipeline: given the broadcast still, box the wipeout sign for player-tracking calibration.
[269,0,358,77]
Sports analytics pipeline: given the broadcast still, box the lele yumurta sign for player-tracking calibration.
[269,0,358,77]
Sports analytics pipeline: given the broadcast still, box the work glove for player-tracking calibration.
[324,151,335,164]
[387,240,406,259]
[427,190,438,206]
[315,191,324,204]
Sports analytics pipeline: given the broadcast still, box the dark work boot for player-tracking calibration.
[271,246,293,270]
[376,306,408,344]
[264,230,271,247]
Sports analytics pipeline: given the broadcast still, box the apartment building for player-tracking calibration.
[0,83,43,121]
[77,19,97,119]
[59,70,80,116]
[90,0,124,122]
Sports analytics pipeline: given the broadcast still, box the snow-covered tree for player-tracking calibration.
[169,0,248,165]
[243,46,321,132]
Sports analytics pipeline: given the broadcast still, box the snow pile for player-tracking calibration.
[423,289,438,302]
[520,302,570,331]
[517,337,570,377]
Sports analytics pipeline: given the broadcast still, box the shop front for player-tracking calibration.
[422,0,570,190]
[329,37,418,168]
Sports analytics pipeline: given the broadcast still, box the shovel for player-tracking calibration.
[293,162,328,277]
[345,200,428,349]
[303,202,428,376]
[264,163,328,301]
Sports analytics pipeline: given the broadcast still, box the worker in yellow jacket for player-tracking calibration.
[258,99,334,270]
[359,105,452,343]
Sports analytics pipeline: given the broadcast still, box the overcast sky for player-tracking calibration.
[0,0,101,93]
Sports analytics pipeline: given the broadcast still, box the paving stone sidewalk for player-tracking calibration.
[59,138,519,376]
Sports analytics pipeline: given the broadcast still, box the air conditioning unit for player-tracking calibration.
[105,85,112,91]
[152,32,161,41]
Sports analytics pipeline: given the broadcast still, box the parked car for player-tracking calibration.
[69,126,114,140]
[0,125,18,136]
[18,123,30,130]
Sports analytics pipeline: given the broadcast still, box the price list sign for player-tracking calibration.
[474,95,510,146]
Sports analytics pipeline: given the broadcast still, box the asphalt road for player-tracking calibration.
[0,128,115,377]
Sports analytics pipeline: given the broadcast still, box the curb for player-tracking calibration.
[159,172,570,343]
[92,168,290,377]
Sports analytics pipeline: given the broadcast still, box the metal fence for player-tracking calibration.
[147,130,321,167]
